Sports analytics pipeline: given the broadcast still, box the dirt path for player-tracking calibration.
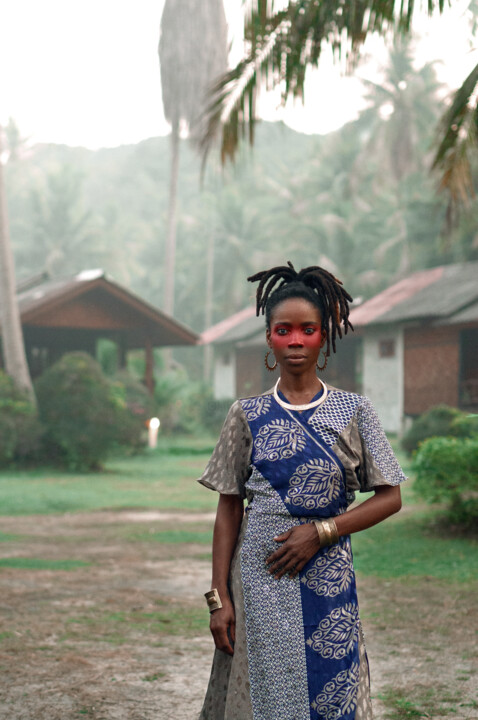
[0,511,476,720]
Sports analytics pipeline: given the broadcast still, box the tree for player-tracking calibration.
[0,125,35,403]
[158,0,228,316]
[200,0,449,164]
[28,164,98,277]
[432,61,478,224]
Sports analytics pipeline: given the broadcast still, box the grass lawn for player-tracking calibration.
[0,433,476,718]
[0,439,217,515]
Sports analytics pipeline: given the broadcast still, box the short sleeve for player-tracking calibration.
[355,396,407,492]
[197,401,252,498]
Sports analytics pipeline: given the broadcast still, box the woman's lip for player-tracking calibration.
[287,354,306,360]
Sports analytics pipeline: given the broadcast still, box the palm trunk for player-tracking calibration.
[164,117,180,316]
[162,117,180,371]
[203,226,215,381]
[0,127,36,405]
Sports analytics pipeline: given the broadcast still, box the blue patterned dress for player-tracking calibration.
[198,385,406,720]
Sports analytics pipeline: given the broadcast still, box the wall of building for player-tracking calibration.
[404,325,459,415]
[213,349,236,399]
[362,327,404,433]
[236,347,265,398]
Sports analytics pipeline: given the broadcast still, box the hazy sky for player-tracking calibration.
[1,0,476,149]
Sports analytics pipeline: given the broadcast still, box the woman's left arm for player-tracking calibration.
[267,485,402,580]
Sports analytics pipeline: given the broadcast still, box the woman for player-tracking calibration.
[198,263,405,720]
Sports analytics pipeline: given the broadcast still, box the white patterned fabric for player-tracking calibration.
[311,663,361,719]
[301,540,354,599]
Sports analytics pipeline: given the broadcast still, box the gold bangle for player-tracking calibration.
[313,519,339,547]
[204,588,222,613]
[314,520,327,547]
[323,518,339,545]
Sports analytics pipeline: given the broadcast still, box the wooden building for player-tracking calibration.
[1,270,198,392]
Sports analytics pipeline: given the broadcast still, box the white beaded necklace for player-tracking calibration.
[273,378,328,412]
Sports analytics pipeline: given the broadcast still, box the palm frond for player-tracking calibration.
[432,62,478,226]
[200,0,447,165]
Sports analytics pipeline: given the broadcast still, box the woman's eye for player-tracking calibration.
[275,328,288,335]
[304,327,315,334]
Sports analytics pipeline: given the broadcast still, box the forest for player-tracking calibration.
[4,44,478,352]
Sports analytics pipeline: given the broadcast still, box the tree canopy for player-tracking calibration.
[201,0,450,163]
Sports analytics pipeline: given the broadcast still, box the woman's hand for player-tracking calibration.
[209,596,236,656]
[266,523,320,579]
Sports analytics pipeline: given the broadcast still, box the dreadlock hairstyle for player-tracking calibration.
[247,261,354,356]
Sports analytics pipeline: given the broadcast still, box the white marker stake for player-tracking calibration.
[148,417,160,448]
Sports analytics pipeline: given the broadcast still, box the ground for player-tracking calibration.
[0,510,476,720]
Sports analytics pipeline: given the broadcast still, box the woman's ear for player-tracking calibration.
[265,329,272,347]
[320,329,327,347]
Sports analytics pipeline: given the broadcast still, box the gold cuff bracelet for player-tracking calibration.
[204,588,223,613]
[314,518,339,547]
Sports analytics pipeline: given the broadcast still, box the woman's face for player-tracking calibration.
[266,297,325,374]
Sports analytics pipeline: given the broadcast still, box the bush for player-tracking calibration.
[200,397,235,435]
[0,371,41,467]
[35,352,123,470]
[402,404,472,454]
[413,436,478,526]
[110,371,157,451]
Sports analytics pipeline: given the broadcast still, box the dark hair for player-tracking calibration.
[247,261,353,355]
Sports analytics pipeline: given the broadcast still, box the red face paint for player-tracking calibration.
[266,298,325,373]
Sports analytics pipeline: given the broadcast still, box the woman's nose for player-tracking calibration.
[288,331,303,346]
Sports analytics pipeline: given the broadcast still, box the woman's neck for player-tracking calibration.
[277,371,323,404]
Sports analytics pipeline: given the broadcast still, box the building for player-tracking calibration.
[202,262,478,434]
[0,270,198,392]
[352,262,478,433]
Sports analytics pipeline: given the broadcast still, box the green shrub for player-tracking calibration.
[152,371,233,436]
[0,371,41,466]
[450,413,478,438]
[200,397,235,435]
[153,370,188,433]
[413,436,478,525]
[402,404,470,454]
[110,371,157,451]
[35,352,122,470]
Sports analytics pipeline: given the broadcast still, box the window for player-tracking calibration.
[379,339,395,358]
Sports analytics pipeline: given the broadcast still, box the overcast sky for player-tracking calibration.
[1,0,476,149]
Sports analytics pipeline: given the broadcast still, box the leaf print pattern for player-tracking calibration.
[242,395,272,421]
[286,458,341,509]
[307,603,359,659]
[301,542,353,598]
[254,419,306,462]
[311,662,360,719]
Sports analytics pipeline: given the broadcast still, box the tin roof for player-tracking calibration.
[200,306,262,345]
[350,262,478,326]
[201,262,478,345]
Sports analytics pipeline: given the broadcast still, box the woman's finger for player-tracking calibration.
[229,619,236,645]
[266,544,287,565]
[212,625,234,656]
[273,530,291,542]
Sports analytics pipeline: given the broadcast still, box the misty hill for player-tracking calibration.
[5,116,475,334]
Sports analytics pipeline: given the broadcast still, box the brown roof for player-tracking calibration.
[9,270,198,347]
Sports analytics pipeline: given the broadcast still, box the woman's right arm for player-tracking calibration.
[209,493,244,656]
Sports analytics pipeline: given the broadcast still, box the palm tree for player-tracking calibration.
[0,125,35,404]
[158,0,228,316]
[359,41,442,183]
[432,61,478,224]
[200,0,450,164]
